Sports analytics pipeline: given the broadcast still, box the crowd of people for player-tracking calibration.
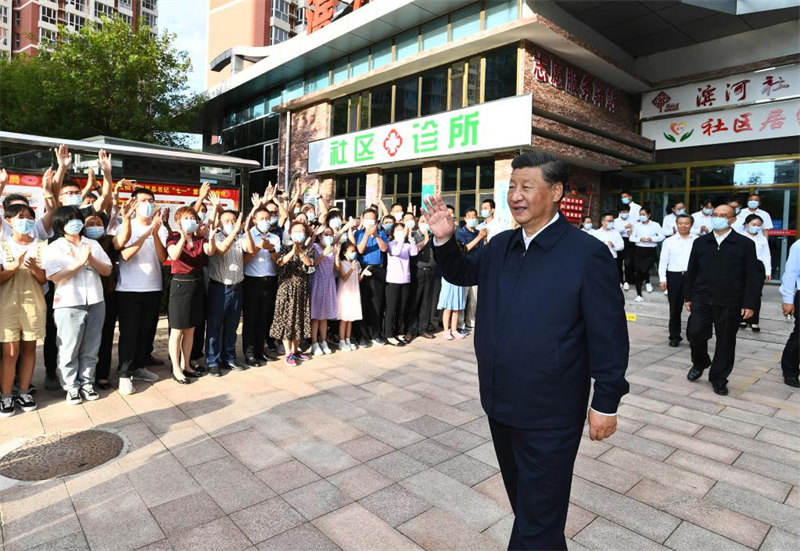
[0,146,511,417]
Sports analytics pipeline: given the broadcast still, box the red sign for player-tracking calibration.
[559,195,585,223]
[531,48,617,113]
[307,0,368,34]
[767,229,797,237]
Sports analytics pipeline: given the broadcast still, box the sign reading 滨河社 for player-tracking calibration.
[641,64,799,119]
[641,98,800,150]
[308,94,533,174]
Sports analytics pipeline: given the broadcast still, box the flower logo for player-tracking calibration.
[383,129,403,157]
[663,121,693,143]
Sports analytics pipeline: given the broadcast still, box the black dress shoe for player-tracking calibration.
[386,337,406,347]
[182,370,201,379]
[172,374,191,385]
[226,360,247,371]
[262,349,279,361]
[246,356,265,368]
[668,340,679,348]
[712,381,728,396]
[421,332,435,339]
[750,324,760,332]
[784,376,800,388]
[687,367,704,381]
[208,365,221,377]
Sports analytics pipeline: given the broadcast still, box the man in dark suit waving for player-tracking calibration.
[425,152,629,550]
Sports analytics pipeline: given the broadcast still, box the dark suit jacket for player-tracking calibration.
[433,213,630,429]
[683,230,761,310]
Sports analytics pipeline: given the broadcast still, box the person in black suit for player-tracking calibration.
[684,204,761,396]
[425,151,629,550]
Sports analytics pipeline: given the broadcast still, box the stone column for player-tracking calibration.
[421,161,441,195]
[366,168,382,208]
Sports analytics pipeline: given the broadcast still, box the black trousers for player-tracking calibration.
[44,286,57,378]
[616,238,635,285]
[407,267,437,335]
[117,291,161,378]
[96,291,118,382]
[687,302,741,384]
[489,418,582,550]
[633,246,657,296]
[748,266,766,326]
[666,271,686,342]
[242,275,278,359]
[384,282,410,338]
[781,292,799,379]
[359,265,386,341]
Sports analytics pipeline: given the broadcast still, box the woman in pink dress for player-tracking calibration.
[335,242,363,351]
[310,225,338,356]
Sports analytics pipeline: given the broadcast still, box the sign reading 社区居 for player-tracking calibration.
[308,94,533,174]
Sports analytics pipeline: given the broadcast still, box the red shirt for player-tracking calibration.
[166,232,207,275]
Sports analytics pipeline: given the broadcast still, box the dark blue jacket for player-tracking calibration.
[433,213,630,429]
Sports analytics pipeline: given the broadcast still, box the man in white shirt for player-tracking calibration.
[691,200,715,236]
[662,201,687,238]
[780,239,800,388]
[733,194,773,235]
[113,187,168,395]
[658,214,696,347]
[620,191,641,220]
[591,213,624,258]
[480,199,509,242]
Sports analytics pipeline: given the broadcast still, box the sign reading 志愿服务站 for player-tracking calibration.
[641,64,799,119]
[308,94,533,174]
[641,98,800,150]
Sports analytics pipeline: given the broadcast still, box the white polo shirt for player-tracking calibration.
[244,228,281,277]
[44,237,111,308]
[116,221,169,293]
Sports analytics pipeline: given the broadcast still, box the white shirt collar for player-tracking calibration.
[521,213,560,249]
[713,228,732,245]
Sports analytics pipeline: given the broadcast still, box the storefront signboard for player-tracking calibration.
[308,94,533,173]
[641,98,800,150]
[641,64,799,119]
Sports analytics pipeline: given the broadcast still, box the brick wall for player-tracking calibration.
[279,101,332,195]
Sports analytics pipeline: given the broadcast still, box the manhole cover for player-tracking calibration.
[0,430,124,481]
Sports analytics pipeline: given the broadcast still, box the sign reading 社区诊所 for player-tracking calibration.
[307,94,533,173]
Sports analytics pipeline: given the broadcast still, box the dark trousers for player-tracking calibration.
[359,265,386,341]
[633,247,657,296]
[616,238,635,285]
[96,291,118,382]
[44,287,57,378]
[117,291,161,378]
[384,282,410,339]
[749,266,766,326]
[489,418,582,550]
[687,302,741,384]
[242,275,277,359]
[407,267,437,335]
[781,292,799,379]
[666,271,686,342]
[206,281,243,367]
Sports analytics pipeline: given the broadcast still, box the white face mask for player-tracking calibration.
[392,212,403,221]
[291,232,305,243]
[362,219,376,229]
[223,223,235,235]
[405,220,416,229]
[322,235,334,247]
[137,202,156,219]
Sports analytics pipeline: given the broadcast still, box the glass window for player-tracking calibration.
[395,76,419,122]
[283,78,304,102]
[266,89,281,111]
[371,84,392,127]
[485,0,519,30]
[264,115,279,140]
[480,162,494,189]
[484,46,517,102]
[350,48,369,78]
[450,3,481,41]
[460,163,477,192]
[421,16,447,50]
[372,38,392,69]
[304,67,329,93]
[421,68,447,116]
[467,57,481,106]
[607,169,685,193]
[411,170,422,194]
[332,57,349,84]
[450,62,465,110]
[443,164,458,192]
[348,94,360,133]
[383,173,395,195]
[359,91,370,129]
[252,100,265,118]
[396,173,410,195]
[332,97,348,135]
[395,28,419,60]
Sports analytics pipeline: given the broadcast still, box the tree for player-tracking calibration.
[0,17,202,148]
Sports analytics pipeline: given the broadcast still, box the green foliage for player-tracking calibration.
[0,16,202,148]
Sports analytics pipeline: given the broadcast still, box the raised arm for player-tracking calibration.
[94,150,113,213]
[426,195,481,287]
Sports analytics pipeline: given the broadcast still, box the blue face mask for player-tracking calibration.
[480,209,490,218]
[198,211,207,223]
[346,252,357,261]
[383,223,393,233]
[62,194,82,207]
[269,215,279,226]
[306,212,317,222]
[223,224,235,235]
[735,207,741,214]
[138,202,156,219]
[747,225,761,234]
[620,213,629,220]
[621,197,630,205]
[329,218,342,230]
[702,208,713,216]
[583,223,593,230]
[711,217,730,231]
[13,218,35,235]
[675,209,686,216]
[256,220,269,233]
[747,200,759,210]
[466,218,478,228]
[64,219,84,235]
[181,218,198,234]
[322,235,334,247]
[639,215,648,223]
[86,226,105,240]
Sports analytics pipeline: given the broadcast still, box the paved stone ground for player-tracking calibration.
[0,286,798,551]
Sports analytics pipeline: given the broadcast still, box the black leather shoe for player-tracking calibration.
[226,360,247,372]
[208,365,221,377]
[712,381,728,396]
[96,379,111,390]
[750,324,760,332]
[246,356,265,368]
[172,374,191,385]
[687,367,704,381]
[182,370,200,379]
[668,340,679,348]
[386,337,406,347]
[262,349,278,361]
[784,376,800,388]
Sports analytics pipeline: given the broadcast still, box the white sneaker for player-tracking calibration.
[118,377,136,395]
[663,289,669,296]
[320,341,332,355]
[66,388,82,405]
[634,295,644,303]
[311,343,324,357]
[645,283,653,293]
[349,341,359,351]
[81,384,99,401]
[132,368,159,382]
[623,282,630,291]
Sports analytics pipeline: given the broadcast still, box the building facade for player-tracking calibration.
[0,0,158,57]
[202,0,800,275]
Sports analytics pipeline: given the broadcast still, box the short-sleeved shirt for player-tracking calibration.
[2,217,51,241]
[412,231,435,268]
[245,228,281,277]
[353,228,388,266]
[43,237,111,308]
[456,226,485,254]
[166,232,207,276]
[208,232,244,285]
[117,222,169,292]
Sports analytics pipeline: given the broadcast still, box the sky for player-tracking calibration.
[158,0,209,94]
